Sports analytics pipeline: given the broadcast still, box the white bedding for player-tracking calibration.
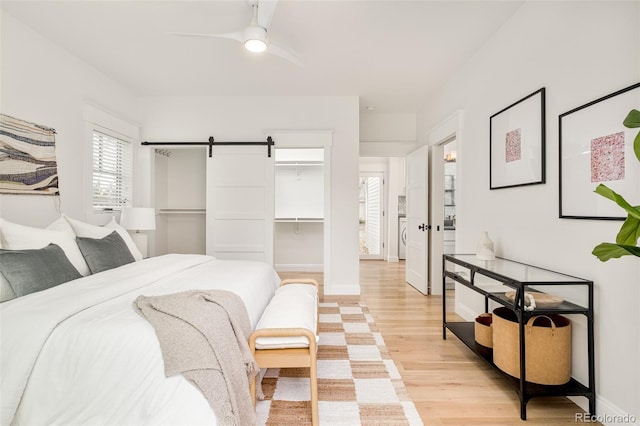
[0,254,280,425]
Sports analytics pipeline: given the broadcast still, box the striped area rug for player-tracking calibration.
[256,301,423,425]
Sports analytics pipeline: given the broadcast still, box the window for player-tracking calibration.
[92,129,132,211]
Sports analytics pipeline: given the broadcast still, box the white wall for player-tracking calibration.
[0,12,141,227]
[275,222,323,271]
[139,96,360,295]
[360,112,416,141]
[360,112,418,156]
[419,1,640,422]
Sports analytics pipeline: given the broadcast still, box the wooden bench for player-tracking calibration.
[249,278,319,426]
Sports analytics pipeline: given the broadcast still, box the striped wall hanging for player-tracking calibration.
[0,114,59,195]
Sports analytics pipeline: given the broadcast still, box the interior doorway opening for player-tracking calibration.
[274,148,325,272]
[359,172,384,259]
[443,140,457,288]
[358,156,406,266]
[428,133,460,295]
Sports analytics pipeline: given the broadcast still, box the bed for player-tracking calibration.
[0,217,281,425]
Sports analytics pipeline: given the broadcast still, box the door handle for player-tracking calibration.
[418,224,432,231]
[418,224,425,231]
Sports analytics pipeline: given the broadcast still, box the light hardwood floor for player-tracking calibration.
[280,260,597,426]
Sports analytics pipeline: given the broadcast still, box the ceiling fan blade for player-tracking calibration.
[169,31,244,43]
[257,0,278,30]
[267,41,303,67]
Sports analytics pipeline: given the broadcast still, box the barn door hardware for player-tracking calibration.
[142,136,275,158]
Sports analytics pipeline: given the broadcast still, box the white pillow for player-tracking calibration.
[0,218,91,276]
[47,216,76,238]
[63,215,143,261]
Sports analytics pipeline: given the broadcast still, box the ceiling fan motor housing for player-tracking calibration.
[244,25,267,52]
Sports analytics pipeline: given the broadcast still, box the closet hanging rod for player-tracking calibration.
[141,136,275,158]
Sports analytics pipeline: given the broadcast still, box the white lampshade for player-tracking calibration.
[120,207,156,231]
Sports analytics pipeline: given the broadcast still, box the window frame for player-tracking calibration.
[83,103,140,218]
[91,127,133,212]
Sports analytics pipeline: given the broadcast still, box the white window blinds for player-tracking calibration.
[92,130,132,211]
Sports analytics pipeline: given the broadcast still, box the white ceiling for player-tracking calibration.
[1,0,524,114]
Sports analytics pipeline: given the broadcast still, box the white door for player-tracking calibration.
[206,146,274,264]
[405,145,429,294]
[359,173,384,259]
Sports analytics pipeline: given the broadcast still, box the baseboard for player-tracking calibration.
[275,264,323,272]
[569,395,639,425]
[387,256,399,263]
[324,283,361,295]
[454,301,478,322]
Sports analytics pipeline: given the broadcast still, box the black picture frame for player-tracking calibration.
[490,88,546,190]
[559,82,640,220]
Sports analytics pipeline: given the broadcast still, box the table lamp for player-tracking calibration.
[120,207,156,258]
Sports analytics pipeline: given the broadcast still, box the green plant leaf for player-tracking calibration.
[616,214,640,245]
[594,184,640,220]
[634,130,640,163]
[592,242,640,261]
[623,109,640,128]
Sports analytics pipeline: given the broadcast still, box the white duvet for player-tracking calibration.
[0,254,280,425]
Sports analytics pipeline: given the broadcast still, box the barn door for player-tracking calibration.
[206,146,274,264]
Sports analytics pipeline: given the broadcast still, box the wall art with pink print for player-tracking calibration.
[490,88,545,190]
[560,82,639,219]
[505,128,522,163]
[590,132,625,183]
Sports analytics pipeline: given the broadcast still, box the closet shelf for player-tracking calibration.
[275,162,323,167]
[275,218,324,223]
[158,208,206,215]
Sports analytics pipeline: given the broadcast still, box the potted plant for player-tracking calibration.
[592,109,640,261]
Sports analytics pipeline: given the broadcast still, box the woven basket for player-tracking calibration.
[474,313,493,348]
[492,307,572,385]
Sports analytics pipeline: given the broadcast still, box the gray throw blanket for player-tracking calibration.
[134,290,259,426]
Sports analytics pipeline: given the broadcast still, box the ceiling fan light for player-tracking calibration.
[245,38,267,53]
[243,25,267,53]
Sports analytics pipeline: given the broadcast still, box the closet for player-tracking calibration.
[153,148,206,255]
[151,141,328,272]
[274,148,324,272]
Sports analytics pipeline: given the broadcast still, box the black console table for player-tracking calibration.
[442,254,595,420]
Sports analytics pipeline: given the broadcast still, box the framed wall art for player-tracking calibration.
[559,82,640,220]
[490,88,546,190]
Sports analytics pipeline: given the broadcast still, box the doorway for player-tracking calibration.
[443,141,457,254]
[359,172,384,259]
[274,148,325,272]
[426,111,464,296]
[443,140,457,288]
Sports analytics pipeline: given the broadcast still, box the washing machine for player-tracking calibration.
[398,217,407,260]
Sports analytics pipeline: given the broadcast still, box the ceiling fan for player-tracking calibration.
[170,0,302,67]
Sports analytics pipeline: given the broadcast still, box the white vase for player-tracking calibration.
[476,231,496,261]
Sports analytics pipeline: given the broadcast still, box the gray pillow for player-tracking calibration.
[76,231,136,274]
[0,243,82,297]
